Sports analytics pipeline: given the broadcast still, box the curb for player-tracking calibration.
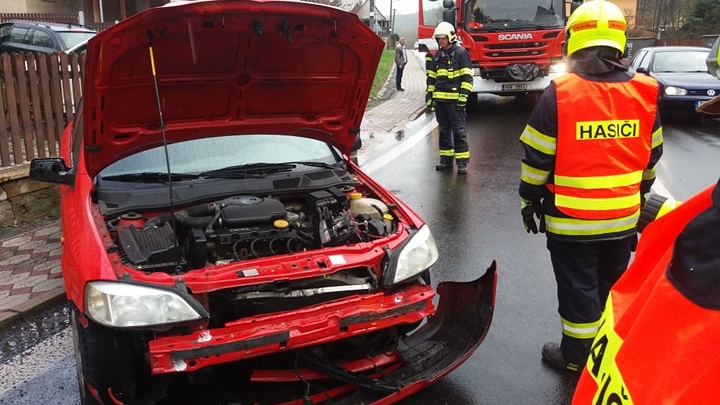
[0,287,66,330]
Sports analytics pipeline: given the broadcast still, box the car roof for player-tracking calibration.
[5,19,97,33]
[640,46,711,53]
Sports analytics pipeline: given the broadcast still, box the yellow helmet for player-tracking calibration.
[565,0,626,57]
[433,22,457,43]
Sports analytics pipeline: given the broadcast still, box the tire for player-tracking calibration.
[71,306,138,405]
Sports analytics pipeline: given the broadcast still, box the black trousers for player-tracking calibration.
[546,236,636,363]
[395,64,405,90]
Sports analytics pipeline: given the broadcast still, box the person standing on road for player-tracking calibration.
[425,22,473,174]
[395,37,407,91]
[518,0,663,373]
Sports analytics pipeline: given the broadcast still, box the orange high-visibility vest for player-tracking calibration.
[572,183,719,405]
[551,73,658,220]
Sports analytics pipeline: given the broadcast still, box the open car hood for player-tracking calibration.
[82,0,383,177]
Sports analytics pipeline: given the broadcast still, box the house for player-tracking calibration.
[350,0,390,36]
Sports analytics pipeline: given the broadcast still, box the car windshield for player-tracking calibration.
[99,134,340,179]
[56,31,96,50]
[653,51,710,73]
[466,0,565,30]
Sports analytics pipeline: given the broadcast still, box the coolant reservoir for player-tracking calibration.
[348,192,389,220]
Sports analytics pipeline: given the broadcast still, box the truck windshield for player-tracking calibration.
[466,0,565,30]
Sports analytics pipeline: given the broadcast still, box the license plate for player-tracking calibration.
[502,83,528,91]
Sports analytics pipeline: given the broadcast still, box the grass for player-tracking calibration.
[370,49,395,99]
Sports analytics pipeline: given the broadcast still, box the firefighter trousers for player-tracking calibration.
[434,101,469,164]
[546,236,637,364]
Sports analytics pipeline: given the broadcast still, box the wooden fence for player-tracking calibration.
[0,51,85,168]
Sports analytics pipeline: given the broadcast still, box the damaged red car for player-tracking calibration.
[28,1,497,404]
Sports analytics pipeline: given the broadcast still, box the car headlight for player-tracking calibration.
[86,281,206,328]
[549,61,568,74]
[664,86,687,96]
[384,225,439,286]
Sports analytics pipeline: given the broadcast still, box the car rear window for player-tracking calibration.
[56,31,96,50]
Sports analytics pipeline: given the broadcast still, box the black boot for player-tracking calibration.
[541,342,583,373]
[435,156,453,171]
[456,162,467,174]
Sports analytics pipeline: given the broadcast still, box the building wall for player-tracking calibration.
[0,0,29,13]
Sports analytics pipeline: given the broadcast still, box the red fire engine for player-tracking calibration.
[418,0,583,98]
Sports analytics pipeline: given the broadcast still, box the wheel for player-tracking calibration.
[71,306,138,405]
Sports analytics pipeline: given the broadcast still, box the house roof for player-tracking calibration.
[350,0,388,21]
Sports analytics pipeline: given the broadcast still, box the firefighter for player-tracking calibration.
[518,0,663,372]
[425,21,473,174]
[572,34,720,404]
[572,177,720,403]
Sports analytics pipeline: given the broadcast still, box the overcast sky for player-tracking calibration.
[375,0,417,19]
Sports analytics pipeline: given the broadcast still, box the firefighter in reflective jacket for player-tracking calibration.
[572,177,720,404]
[425,21,473,174]
[572,36,720,405]
[518,0,663,372]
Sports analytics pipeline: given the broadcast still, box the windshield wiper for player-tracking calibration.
[100,172,200,183]
[200,163,296,178]
[281,161,340,169]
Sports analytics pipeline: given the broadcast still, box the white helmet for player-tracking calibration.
[433,22,457,43]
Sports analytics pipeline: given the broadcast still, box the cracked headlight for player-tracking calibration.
[85,281,206,328]
[385,225,439,286]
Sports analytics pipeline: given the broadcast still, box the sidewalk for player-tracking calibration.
[0,50,431,330]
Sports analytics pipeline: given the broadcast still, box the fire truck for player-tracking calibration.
[418,0,583,98]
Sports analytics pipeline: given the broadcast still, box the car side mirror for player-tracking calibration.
[635,67,649,75]
[29,157,75,186]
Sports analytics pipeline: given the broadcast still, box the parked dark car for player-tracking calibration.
[629,46,720,120]
[27,1,497,404]
[0,20,96,54]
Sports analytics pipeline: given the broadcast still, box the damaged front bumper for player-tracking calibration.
[146,262,497,404]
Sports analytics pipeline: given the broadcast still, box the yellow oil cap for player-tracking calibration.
[274,219,289,229]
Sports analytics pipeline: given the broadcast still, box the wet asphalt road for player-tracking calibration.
[2,95,719,405]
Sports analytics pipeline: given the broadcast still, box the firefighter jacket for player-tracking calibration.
[572,178,720,405]
[425,43,473,103]
[519,70,663,240]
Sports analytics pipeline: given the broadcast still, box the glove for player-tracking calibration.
[456,94,467,111]
[521,200,545,234]
[425,93,435,114]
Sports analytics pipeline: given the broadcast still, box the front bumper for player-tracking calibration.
[147,262,497,404]
[472,75,555,94]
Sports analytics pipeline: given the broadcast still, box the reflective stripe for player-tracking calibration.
[651,127,663,148]
[520,125,556,155]
[427,70,437,79]
[521,162,550,186]
[561,317,602,339]
[434,91,460,101]
[455,151,470,159]
[554,171,642,189]
[583,296,634,404]
[556,193,639,211]
[642,166,656,181]
[545,210,639,236]
[439,149,455,157]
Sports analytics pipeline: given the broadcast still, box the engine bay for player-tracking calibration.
[108,186,396,273]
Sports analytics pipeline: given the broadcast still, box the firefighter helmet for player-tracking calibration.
[564,0,626,57]
[433,22,457,43]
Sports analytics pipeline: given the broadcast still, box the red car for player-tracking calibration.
[28,1,497,404]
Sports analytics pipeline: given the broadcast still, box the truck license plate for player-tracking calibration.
[502,83,528,91]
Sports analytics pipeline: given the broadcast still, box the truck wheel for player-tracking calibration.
[71,306,138,405]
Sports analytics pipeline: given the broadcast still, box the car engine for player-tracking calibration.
[108,186,393,273]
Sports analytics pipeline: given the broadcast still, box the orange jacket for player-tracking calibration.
[551,73,659,220]
[572,181,720,404]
